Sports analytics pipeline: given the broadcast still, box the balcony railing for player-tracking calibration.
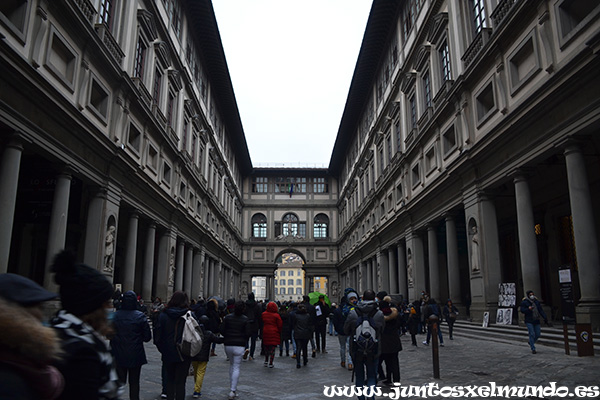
[491,0,519,27]
[462,28,493,68]
[95,23,125,65]
[72,0,96,24]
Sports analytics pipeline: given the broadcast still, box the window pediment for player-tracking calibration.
[137,9,158,41]
[427,13,449,44]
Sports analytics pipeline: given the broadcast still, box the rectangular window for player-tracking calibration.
[289,270,294,276]
[134,37,146,79]
[409,94,417,129]
[166,92,174,127]
[440,41,452,82]
[395,119,402,153]
[313,177,328,193]
[386,134,392,164]
[423,71,431,108]
[298,222,306,238]
[252,177,268,193]
[473,0,488,34]
[378,145,384,173]
[98,0,114,30]
[182,119,189,153]
[153,68,162,105]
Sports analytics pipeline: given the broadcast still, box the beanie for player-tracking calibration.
[51,250,114,316]
[0,273,57,305]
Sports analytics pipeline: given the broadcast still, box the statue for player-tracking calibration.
[103,224,116,273]
[168,247,175,285]
[470,224,480,272]
[407,250,414,288]
[240,281,248,297]
[331,281,339,299]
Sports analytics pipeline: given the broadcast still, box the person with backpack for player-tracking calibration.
[331,288,358,371]
[154,291,192,400]
[442,299,459,340]
[422,298,444,346]
[344,289,384,400]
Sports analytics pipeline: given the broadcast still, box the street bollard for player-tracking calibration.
[429,315,440,379]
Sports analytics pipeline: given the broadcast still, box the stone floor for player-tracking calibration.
[129,329,600,400]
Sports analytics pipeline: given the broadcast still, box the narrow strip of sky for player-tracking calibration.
[212,0,372,167]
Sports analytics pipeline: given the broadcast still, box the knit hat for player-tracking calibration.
[51,250,114,316]
[0,273,57,305]
[346,291,358,301]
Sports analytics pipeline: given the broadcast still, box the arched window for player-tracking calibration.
[251,213,267,239]
[282,213,298,236]
[314,213,329,239]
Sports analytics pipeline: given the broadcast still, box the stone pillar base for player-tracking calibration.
[576,302,600,333]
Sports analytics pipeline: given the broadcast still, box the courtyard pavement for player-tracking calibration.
[129,328,600,400]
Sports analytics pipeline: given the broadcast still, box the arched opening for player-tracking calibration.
[274,251,305,302]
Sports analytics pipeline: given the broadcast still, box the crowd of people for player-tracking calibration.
[9,250,548,400]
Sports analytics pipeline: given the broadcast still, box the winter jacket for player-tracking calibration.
[154,307,188,363]
[520,297,547,325]
[206,299,222,333]
[0,298,64,400]
[220,313,251,347]
[381,307,402,354]
[331,306,348,335]
[291,309,313,340]
[279,310,292,341]
[110,291,152,368]
[344,300,385,358]
[244,298,263,334]
[191,326,224,362]
[442,304,459,322]
[52,311,121,399]
[314,301,330,328]
[261,302,283,346]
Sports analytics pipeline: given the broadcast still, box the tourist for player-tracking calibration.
[221,300,251,400]
[261,301,283,367]
[291,303,313,368]
[519,290,549,354]
[442,299,459,340]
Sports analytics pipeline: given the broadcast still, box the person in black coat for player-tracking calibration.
[379,298,401,385]
[154,291,191,400]
[442,299,459,340]
[220,301,251,400]
[300,295,318,357]
[243,292,263,360]
[190,315,224,398]
[279,304,292,356]
[110,290,152,400]
[290,303,314,368]
[314,295,330,353]
[206,298,222,356]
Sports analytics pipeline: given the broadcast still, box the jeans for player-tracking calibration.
[354,357,378,400]
[526,322,541,351]
[337,335,352,365]
[426,323,444,344]
[116,365,142,400]
[328,319,334,335]
[164,359,191,400]
[224,345,245,392]
[280,339,290,354]
[246,332,259,358]
[295,338,309,365]
[291,329,297,354]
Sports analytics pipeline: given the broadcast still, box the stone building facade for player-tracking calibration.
[1,0,599,330]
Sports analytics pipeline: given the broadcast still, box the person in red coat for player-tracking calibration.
[261,302,283,368]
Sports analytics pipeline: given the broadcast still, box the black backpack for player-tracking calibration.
[352,308,378,361]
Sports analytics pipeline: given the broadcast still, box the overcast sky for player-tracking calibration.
[211,0,372,167]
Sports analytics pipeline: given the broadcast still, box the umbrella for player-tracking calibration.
[308,292,331,307]
[208,296,226,311]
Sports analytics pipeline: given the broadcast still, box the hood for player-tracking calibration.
[0,297,62,363]
[266,301,278,313]
[383,306,399,321]
[356,300,378,314]
[246,298,256,307]
[121,290,138,310]
[165,307,188,319]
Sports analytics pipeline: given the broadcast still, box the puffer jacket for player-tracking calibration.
[191,326,224,362]
[291,308,313,340]
[110,291,151,368]
[261,302,283,346]
[220,313,250,347]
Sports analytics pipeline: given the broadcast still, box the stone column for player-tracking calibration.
[192,248,204,300]
[445,214,461,304]
[388,245,398,293]
[359,260,366,293]
[142,223,156,301]
[216,259,222,296]
[203,256,210,298]
[427,225,440,300]
[514,174,542,300]
[206,258,214,297]
[407,231,426,302]
[365,259,372,291]
[397,241,408,299]
[184,245,193,296]
[564,144,600,329]
[122,212,139,292]
[44,171,73,290]
[0,138,23,274]
[175,241,185,292]
[156,230,175,301]
[378,249,389,292]
[83,189,106,268]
